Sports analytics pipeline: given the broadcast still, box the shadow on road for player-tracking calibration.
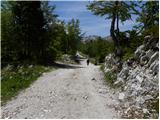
[52,61,85,69]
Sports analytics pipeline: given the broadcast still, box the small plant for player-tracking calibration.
[104,71,117,87]
[100,64,105,71]
[100,64,117,88]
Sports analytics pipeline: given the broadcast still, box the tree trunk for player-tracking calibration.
[110,1,123,61]
[110,13,118,48]
[116,11,120,46]
[115,1,120,46]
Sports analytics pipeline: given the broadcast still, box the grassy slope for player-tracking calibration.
[1,65,54,105]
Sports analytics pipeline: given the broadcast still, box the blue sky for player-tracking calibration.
[50,1,138,37]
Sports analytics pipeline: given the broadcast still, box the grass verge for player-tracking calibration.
[1,65,54,105]
[100,64,117,88]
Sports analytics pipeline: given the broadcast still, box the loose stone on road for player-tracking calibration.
[2,59,119,119]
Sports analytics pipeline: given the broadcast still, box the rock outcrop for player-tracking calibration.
[104,36,159,119]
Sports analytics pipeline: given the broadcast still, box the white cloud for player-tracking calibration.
[53,1,138,37]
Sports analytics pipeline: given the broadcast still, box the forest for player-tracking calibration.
[2,1,159,66]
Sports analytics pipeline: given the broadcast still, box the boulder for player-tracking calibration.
[140,56,149,65]
[156,42,159,48]
[105,53,112,62]
[142,108,149,114]
[144,95,153,101]
[146,50,154,58]
[118,92,125,100]
[118,66,129,79]
[147,52,159,67]
[144,37,158,50]
[114,77,124,86]
[136,96,145,105]
[150,38,158,49]
[136,75,143,83]
[127,58,134,66]
[98,88,108,94]
[149,60,159,74]
[105,54,112,66]
[134,45,144,60]
[104,35,159,119]
[139,51,146,59]
[144,36,152,49]
[111,65,119,72]
[131,83,142,91]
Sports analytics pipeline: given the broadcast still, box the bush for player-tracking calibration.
[104,71,117,87]
[122,47,134,61]
[100,64,117,87]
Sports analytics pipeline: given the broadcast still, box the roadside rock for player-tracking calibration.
[147,52,159,67]
[104,35,159,119]
[118,93,125,100]
[149,60,158,74]
[114,77,124,86]
[98,89,108,94]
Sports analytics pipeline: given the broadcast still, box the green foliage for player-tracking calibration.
[1,1,83,66]
[136,1,159,37]
[100,64,117,88]
[1,10,16,64]
[119,30,144,61]
[143,25,159,38]
[79,37,114,63]
[122,48,134,61]
[102,71,117,88]
[137,1,159,29]
[11,1,46,62]
[104,71,117,86]
[87,1,137,48]
[100,64,105,71]
[100,64,115,88]
[1,65,53,105]
[66,19,82,55]
[78,51,88,58]
[45,21,67,61]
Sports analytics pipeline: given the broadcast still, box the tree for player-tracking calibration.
[40,1,59,62]
[47,20,67,59]
[136,1,159,37]
[1,1,83,66]
[79,37,114,63]
[87,1,137,55]
[67,19,82,55]
[41,1,58,30]
[1,8,16,65]
[10,1,46,63]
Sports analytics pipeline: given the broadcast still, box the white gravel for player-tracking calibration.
[1,60,119,119]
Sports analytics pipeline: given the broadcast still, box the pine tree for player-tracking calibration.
[11,1,45,62]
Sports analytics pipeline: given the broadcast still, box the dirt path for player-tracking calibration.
[1,60,119,119]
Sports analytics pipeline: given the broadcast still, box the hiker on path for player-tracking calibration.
[87,59,90,66]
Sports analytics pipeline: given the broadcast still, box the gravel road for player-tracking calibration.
[1,60,119,119]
